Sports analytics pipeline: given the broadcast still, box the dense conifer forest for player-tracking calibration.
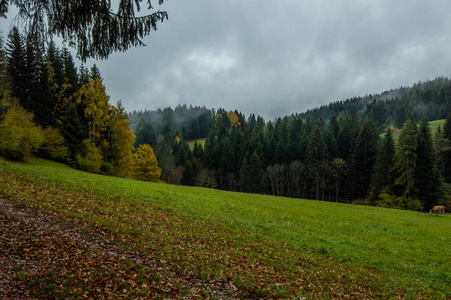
[129,77,451,211]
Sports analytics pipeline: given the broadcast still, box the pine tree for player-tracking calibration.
[181,159,198,186]
[193,141,204,160]
[204,129,219,169]
[47,41,65,88]
[394,120,418,201]
[240,151,263,193]
[444,113,451,140]
[61,101,87,162]
[6,27,27,104]
[371,127,395,201]
[61,47,78,94]
[90,64,102,80]
[155,134,176,183]
[337,113,360,161]
[325,115,339,160]
[25,32,51,126]
[3,0,168,60]
[218,135,234,189]
[307,126,328,200]
[350,118,379,199]
[0,36,8,89]
[433,127,451,182]
[415,119,442,210]
[134,121,156,147]
[78,64,90,87]
[330,158,347,202]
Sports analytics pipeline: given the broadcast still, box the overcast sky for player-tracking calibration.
[2,1,451,120]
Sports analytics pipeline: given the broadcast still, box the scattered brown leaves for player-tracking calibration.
[0,197,240,299]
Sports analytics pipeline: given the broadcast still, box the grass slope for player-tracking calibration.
[0,158,450,298]
[188,138,206,150]
[428,119,445,133]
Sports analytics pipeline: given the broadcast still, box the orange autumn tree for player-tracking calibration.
[133,144,162,182]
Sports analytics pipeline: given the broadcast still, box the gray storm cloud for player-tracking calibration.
[2,0,451,119]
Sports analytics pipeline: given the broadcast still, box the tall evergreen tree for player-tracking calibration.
[47,41,65,88]
[90,64,102,80]
[0,36,8,89]
[394,120,418,200]
[61,47,78,94]
[3,0,168,60]
[61,100,87,162]
[218,135,234,189]
[307,126,328,200]
[414,119,442,210]
[240,151,263,193]
[204,129,219,169]
[78,64,90,86]
[155,134,176,183]
[350,119,379,199]
[444,113,451,140]
[25,32,51,126]
[433,127,451,182]
[371,127,396,202]
[337,113,360,161]
[325,115,339,160]
[6,27,27,103]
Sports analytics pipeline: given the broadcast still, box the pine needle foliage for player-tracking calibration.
[5,0,168,60]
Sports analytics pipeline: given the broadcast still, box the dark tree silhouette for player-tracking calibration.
[3,0,168,60]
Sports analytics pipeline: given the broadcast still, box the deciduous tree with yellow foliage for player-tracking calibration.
[75,78,110,146]
[133,144,162,182]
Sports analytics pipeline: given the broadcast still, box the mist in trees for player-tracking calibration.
[1,23,450,211]
[130,86,451,211]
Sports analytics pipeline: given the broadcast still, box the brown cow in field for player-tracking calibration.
[429,205,446,215]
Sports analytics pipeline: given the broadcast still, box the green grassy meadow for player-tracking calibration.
[1,158,450,298]
[188,138,206,150]
[428,119,446,133]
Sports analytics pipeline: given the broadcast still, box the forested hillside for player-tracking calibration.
[1,24,451,212]
[0,28,161,181]
[131,78,451,211]
[298,77,451,129]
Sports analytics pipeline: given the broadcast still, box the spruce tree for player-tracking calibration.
[415,119,442,210]
[444,113,451,140]
[6,27,27,103]
[394,120,418,201]
[337,113,360,161]
[47,41,65,88]
[78,64,90,87]
[307,126,328,200]
[204,129,219,169]
[25,32,51,126]
[61,47,78,94]
[325,115,339,160]
[90,64,102,80]
[61,101,87,162]
[181,160,196,186]
[3,0,168,60]
[371,127,395,201]
[155,134,176,183]
[0,36,8,89]
[433,127,451,182]
[351,118,379,199]
[239,151,263,193]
